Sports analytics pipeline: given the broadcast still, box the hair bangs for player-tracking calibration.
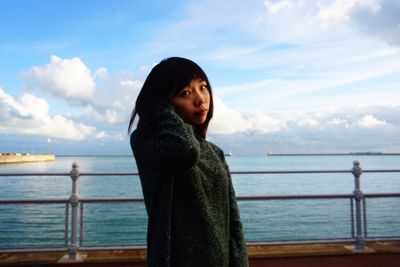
[167,58,209,96]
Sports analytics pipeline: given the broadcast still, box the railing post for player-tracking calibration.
[352,160,365,251]
[68,162,84,261]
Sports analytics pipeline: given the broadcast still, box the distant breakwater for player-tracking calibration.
[268,152,400,156]
[0,154,55,164]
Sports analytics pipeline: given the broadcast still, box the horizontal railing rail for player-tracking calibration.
[2,169,400,177]
[0,161,399,260]
[2,193,398,204]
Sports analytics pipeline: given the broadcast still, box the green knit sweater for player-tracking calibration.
[130,104,248,267]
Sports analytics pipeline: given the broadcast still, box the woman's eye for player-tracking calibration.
[200,84,208,90]
[180,90,191,97]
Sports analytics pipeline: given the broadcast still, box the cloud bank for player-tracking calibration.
[210,105,400,155]
[0,87,99,140]
[1,53,399,155]
[1,55,143,141]
[316,0,400,46]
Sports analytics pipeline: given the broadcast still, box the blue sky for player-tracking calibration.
[1,0,400,155]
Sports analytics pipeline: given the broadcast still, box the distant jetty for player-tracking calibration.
[267,152,400,156]
[0,153,55,164]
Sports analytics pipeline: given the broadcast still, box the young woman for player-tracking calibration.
[128,57,248,267]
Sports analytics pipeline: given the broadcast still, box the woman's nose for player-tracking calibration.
[194,91,206,106]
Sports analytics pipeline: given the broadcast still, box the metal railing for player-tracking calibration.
[0,161,399,261]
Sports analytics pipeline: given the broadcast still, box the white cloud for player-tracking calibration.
[209,97,285,134]
[119,79,142,90]
[357,114,387,127]
[316,0,361,27]
[0,87,99,141]
[209,105,400,154]
[350,0,400,46]
[24,115,97,141]
[20,55,144,126]
[81,105,124,124]
[214,51,400,112]
[23,55,96,101]
[95,131,108,139]
[143,0,270,55]
[296,117,319,127]
[95,67,108,78]
[209,97,252,134]
[204,45,261,61]
[0,87,30,117]
[315,0,400,46]
[264,0,294,14]
[327,118,347,125]
[246,112,284,133]
[212,96,397,132]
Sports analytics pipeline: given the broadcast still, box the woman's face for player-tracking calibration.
[170,79,210,126]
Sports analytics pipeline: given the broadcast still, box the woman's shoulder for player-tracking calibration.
[204,139,225,158]
[130,130,140,153]
[130,129,149,151]
[130,129,139,145]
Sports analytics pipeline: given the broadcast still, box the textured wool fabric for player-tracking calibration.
[130,104,248,267]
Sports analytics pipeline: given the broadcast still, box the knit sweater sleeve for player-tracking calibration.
[228,175,249,267]
[214,146,249,266]
[131,102,201,173]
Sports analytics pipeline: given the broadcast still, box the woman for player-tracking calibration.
[128,57,248,267]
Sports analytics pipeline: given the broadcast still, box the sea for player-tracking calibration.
[0,155,399,249]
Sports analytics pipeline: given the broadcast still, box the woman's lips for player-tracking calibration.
[198,109,208,116]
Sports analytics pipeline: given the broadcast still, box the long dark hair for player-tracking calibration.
[128,57,214,138]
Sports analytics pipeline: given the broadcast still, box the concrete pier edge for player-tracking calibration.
[1,241,399,266]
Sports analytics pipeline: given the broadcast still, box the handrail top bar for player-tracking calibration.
[1,169,400,177]
[361,169,400,173]
[0,172,70,176]
[237,192,400,200]
[81,197,144,203]
[0,198,68,204]
[232,169,400,174]
[1,192,399,204]
[362,192,400,198]
[237,194,353,200]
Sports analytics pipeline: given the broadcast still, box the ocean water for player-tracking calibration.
[0,155,399,249]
